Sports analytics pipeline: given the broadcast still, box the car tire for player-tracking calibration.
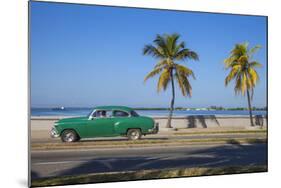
[127,129,142,140]
[61,130,78,142]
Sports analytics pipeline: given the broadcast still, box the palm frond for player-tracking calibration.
[175,49,199,61]
[144,67,163,82]
[157,69,171,92]
[166,33,180,56]
[238,55,248,64]
[175,71,186,96]
[234,75,242,95]
[143,45,165,58]
[249,61,262,68]
[173,41,185,55]
[249,45,261,59]
[175,64,196,79]
[246,74,253,90]
[228,43,248,62]
[154,59,169,69]
[175,69,192,97]
[247,67,260,86]
[224,56,238,68]
[153,34,170,57]
[241,73,247,95]
[225,65,241,86]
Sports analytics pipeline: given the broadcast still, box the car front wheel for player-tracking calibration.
[127,129,142,140]
[61,130,78,142]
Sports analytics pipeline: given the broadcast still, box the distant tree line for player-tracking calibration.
[133,106,267,111]
[209,106,267,111]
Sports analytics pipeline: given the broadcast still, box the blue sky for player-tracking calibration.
[30,2,267,108]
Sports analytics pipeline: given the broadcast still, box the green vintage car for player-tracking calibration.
[50,106,159,142]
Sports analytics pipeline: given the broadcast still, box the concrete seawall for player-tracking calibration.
[154,115,267,129]
[30,115,267,130]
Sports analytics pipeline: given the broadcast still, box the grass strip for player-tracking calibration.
[31,165,267,187]
[31,138,267,151]
[173,130,267,135]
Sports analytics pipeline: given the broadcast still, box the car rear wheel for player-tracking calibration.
[61,130,79,142]
[127,129,142,140]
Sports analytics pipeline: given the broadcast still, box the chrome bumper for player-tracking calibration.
[148,123,159,134]
[50,127,60,138]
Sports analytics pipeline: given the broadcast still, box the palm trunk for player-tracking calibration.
[166,70,175,128]
[246,89,254,126]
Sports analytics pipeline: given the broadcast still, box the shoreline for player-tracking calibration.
[30,114,267,120]
[31,109,267,118]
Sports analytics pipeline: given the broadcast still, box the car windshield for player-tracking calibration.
[130,110,139,117]
[87,110,95,118]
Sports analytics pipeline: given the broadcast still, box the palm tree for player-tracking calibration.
[224,42,262,126]
[143,33,199,128]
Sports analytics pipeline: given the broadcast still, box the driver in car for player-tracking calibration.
[100,110,107,118]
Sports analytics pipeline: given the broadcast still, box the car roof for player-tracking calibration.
[94,106,133,112]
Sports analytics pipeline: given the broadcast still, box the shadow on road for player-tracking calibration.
[186,115,220,128]
[31,143,267,179]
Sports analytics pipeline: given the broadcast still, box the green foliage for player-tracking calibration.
[143,33,199,97]
[224,42,262,96]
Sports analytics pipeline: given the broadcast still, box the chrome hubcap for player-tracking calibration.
[65,132,74,142]
[131,131,139,139]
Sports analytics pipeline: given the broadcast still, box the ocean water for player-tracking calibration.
[31,108,267,117]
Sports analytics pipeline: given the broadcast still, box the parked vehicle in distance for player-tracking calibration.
[51,106,159,142]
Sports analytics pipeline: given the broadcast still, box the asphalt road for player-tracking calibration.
[31,133,266,144]
[31,143,267,179]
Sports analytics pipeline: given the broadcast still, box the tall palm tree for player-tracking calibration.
[143,33,199,128]
[224,42,262,126]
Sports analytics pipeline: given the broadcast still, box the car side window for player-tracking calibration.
[130,110,139,117]
[113,110,129,117]
[94,110,112,118]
